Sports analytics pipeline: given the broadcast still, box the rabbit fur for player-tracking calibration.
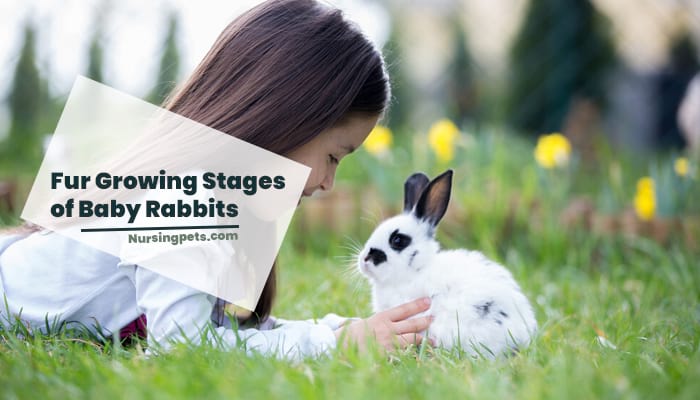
[357,170,537,358]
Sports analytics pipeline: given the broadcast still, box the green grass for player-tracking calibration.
[1,130,699,399]
[1,230,698,399]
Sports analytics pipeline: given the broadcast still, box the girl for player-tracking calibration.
[0,0,432,359]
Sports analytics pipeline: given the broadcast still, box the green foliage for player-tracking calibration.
[446,15,475,125]
[507,0,617,135]
[148,12,182,106]
[382,17,414,133]
[86,29,105,83]
[85,1,111,83]
[2,22,50,173]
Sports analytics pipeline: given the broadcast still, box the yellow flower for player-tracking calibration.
[636,177,654,194]
[674,157,689,177]
[363,125,392,156]
[633,177,655,221]
[428,119,459,163]
[534,133,571,169]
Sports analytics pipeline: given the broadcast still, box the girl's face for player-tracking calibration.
[285,114,379,198]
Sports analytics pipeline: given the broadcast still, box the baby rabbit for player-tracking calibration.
[357,170,537,358]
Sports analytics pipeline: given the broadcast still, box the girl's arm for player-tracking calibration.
[118,262,336,360]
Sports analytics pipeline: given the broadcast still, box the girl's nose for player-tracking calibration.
[320,171,335,191]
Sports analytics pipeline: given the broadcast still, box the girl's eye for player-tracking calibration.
[329,154,339,164]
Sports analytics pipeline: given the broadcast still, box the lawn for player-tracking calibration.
[1,127,699,399]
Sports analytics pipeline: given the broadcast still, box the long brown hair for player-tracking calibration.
[162,0,390,322]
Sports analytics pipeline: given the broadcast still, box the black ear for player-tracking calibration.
[414,170,453,228]
[404,172,430,212]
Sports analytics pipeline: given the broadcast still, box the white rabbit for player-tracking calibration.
[357,170,537,358]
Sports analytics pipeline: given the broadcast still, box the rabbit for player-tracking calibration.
[357,170,537,358]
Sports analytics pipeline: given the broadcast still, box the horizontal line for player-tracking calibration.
[81,225,239,232]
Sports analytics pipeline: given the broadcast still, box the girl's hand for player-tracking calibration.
[333,297,434,352]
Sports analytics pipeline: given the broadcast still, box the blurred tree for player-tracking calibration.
[446,15,475,126]
[382,17,414,133]
[148,12,181,105]
[507,0,616,136]
[85,1,111,83]
[2,23,49,172]
[86,28,105,83]
[85,0,114,83]
[653,31,699,149]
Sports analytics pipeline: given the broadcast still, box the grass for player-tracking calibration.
[1,232,698,399]
[1,129,699,399]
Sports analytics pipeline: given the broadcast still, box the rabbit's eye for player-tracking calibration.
[389,229,412,251]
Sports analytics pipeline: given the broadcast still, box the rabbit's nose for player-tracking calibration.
[365,248,387,265]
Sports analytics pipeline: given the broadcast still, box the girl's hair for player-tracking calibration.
[165,0,390,154]
[163,0,390,322]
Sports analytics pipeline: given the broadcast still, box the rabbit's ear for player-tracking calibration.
[404,172,430,212]
[414,170,453,228]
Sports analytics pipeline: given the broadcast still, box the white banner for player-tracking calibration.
[22,76,310,311]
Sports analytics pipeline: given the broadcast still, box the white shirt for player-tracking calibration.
[0,231,345,360]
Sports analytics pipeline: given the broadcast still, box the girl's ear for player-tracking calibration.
[404,172,430,212]
[414,170,453,228]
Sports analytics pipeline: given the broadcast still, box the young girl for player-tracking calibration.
[0,0,432,359]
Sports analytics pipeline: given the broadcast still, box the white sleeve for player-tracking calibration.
[275,313,361,331]
[118,262,337,361]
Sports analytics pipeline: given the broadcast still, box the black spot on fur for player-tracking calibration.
[388,229,412,252]
[475,301,494,318]
[409,250,418,266]
[365,248,387,265]
[499,311,508,318]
